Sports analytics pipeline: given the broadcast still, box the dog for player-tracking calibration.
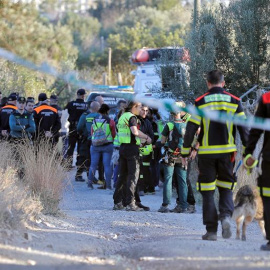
[232,185,265,241]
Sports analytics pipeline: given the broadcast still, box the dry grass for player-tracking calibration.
[0,142,42,229]
[17,138,69,215]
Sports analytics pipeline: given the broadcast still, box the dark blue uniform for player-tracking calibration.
[65,99,88,167]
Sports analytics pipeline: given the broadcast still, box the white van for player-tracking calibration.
[131,64,161,94]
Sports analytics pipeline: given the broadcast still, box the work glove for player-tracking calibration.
[243,154,258,175]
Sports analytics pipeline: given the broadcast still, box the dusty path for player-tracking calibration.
[0,170,270,269]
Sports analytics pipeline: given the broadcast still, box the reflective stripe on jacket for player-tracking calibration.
[182,87,248,157]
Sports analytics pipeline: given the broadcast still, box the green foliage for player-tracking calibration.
[186,0,270,97]
[186,8,217,97]
[155,0,180,10]
[105,5,190,83]
[0,0,78,101]
[153,48,190,100]
[61,12,101,68]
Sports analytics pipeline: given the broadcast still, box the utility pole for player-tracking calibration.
[193,0,201,28]
[108,47,112,85]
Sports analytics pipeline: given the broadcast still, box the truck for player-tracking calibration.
[130,47,190,95]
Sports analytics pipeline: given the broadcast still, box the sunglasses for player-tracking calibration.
[18,101,25,104]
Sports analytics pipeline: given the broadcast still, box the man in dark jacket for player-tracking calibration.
[33,93,61,145]
[244,91,270,251]
[181,70,249,241]
[65,89,88,168]
[0,93,18,140]
[135,105,154,210]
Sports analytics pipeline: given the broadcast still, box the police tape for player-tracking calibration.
[135,96,270,132]
[0,47,268,132]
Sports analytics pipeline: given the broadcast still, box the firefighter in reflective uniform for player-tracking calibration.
[181,70,249,241]
[0,93,18,140]
[113,101,151,211]
[244,91,270,251]
[76,101,100,182]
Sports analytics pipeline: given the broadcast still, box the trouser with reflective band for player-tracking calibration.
[138,154,154,193]
[257,159,270,240]
[197,154,235,232]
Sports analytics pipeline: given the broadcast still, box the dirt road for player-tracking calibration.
[0,170,270,269]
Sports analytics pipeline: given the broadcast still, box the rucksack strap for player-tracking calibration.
[93,118,106,129]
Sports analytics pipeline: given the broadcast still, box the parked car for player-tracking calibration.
[86,90,134,119]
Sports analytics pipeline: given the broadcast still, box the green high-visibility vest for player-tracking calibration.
[157,120,164,141]
[117,112,140,145]
[139,144,153,156]
[113,133,120,147]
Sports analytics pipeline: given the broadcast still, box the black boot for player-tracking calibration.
[98,183,106,189]
[261,241,270,251]
[75,176,85,182]
[136,202,150,211]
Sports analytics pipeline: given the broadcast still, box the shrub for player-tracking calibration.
[17,138,69,215]
[0,142,42,229]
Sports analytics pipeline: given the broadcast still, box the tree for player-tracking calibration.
[0,0,77,101]
[185,0,270,97]
[227,0,270,92]
[152,48,190,101]
[61,12,101,68]
[186,8,217,98]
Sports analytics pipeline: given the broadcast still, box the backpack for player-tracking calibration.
[167,124,182,152]
[92,119,110,146]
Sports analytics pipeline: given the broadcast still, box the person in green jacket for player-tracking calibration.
[9,97,35,141]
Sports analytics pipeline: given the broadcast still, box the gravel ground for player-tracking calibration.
[0,169,270,269]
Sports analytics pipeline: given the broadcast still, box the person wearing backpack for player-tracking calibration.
[158,101,191,213]
[76,101,100,182]
[88,104,116,190]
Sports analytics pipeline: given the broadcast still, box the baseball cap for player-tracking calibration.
[38,93,48,101]
[17,97,26,103]
[77,89,86,95]
[27,97,35,102]
[8,93,17,101]
[50,94,58,101]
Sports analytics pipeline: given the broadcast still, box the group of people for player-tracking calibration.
[0,92,61,143]
[1,68,270,251]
